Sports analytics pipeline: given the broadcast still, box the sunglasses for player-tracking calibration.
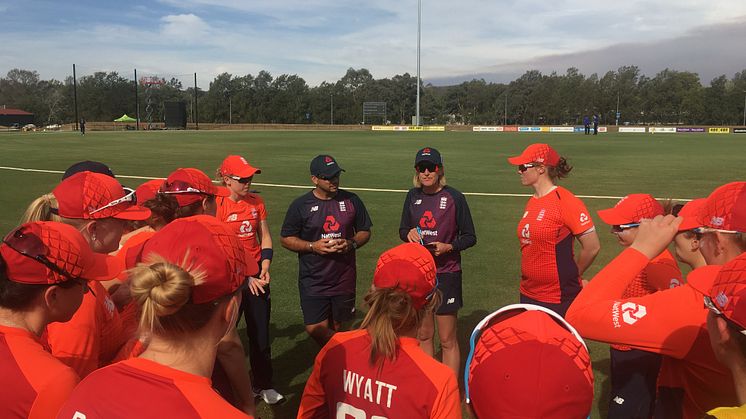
[315,174,340,181]
[228,175,253,184]
[160,180,212,195]
[693,226,742,235]
[611,223,640,233]
[464,303,588,406]
[704,295,746,336]
[89,187,136,215]
[2,228,91,294]
[517,163,539,173]
[415,162,439,173]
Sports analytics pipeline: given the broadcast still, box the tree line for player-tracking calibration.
[1,65,745,126]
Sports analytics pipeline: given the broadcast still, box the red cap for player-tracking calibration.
[135,179,164,204]
[220,155,261,179]
[373,243,437,309]
[1,221,124,284]
[597,194,664,225]
[160,168,230,207]
[707,253,746,331]
[139,215,258,304]
[507,143,561,166]
[467,304,593,419]
[677,198,706,231]
[52,172,151,221]
[700,182,746,232]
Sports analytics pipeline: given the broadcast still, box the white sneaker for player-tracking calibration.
[258,388,285,405]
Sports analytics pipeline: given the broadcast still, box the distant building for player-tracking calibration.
[0,106,34,127]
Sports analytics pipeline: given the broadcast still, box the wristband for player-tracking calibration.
[260,248,273,262]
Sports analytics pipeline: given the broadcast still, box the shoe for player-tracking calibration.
[258,388,285,405]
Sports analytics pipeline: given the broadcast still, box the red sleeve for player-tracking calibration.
[560,193,594,235]
[566,248,700,359]
[297,339,337,419]
[28,368,79,419]
[429,370,461,419]
[46,293,100,377]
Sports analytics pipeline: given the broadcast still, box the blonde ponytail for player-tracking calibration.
[21,193,61,223]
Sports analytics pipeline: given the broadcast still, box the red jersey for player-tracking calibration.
[566,249,737,418]
[298,329,460,419]
[0,325,79,419]
[216,194,267,262]
[56,357,251,419]
[517,186,594,303]
[45,280,125,377]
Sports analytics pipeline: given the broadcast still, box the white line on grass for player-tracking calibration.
[0,166,693,201]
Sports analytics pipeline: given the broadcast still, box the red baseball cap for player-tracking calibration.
[160,168,230,207]
[135,179,164,204]
[52,172,151,220]
[1,221,124,284]
[706,252,746,331]
[677,198,706,231]
[699,182,746,232]
[373,242,437,309]
[139,215,258,304]
[597,194,664,225]
[507,143,561,166]
[220,155,261,179]
[466,304,593,419]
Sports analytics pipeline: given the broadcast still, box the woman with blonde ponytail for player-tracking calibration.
[299,242,460,419]
[57,215,257,419]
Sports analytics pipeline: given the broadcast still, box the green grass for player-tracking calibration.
[1,129,744,418]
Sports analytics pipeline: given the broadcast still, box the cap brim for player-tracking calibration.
[507,155,530,165]
[678,215,703,231]
[84,253,125,281]
[685,265,722,295]
[596,208,632,226]
[112,205,152,221]
[233,166,261,178]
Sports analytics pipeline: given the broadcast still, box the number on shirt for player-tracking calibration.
[336,402,387,419]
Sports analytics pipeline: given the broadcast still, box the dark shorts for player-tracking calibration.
[435,271,463,315]
[299,290,356,325]
[519,293,574,318]
[609,348,661,419]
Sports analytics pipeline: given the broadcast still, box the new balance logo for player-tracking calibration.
[227,213,238,222]
[613,396,625,405]
[310,205,319,212]
[415,199,422,205]
[446,298,455,304]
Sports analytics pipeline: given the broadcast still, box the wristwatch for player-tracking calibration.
[349,239,358,250]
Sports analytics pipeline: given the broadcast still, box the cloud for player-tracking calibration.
[160,14,209,40]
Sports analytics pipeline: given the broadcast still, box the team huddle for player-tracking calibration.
[0,143,744,419]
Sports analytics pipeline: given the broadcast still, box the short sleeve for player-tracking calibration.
[350,193,373,231]
[560,193,594,235]
[280,197,304,237]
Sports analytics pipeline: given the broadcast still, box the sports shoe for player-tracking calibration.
[257,388,285,405]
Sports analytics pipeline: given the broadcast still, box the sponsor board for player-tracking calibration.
[709,127,731,134]
[649,127,677,133]
[619,127,646,133]
[733,128,746,134]
[676,127,705,133]
[518,126,543,132]
[372,125,445,131]
[550,126,575,133]
[574,126,608,133]
[504,126,518,132]
[472,126,504,132]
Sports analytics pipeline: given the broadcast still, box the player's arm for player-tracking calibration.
[28,368,79,419]
[399,189,416,242]
[451,190,476,252]
[297,346,333,419]
[576,229,601,277]
[429,371,462,419]
[216,329,256,416]
[258,219,272,283]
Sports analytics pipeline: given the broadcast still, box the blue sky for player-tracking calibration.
[2,0,745,87]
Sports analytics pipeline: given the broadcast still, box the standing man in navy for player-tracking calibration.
[583,115,590,135]
[593,114,599,135]
[399,146,477,377]
[281,155,372,346]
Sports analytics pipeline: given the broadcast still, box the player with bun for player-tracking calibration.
[465,304,594,418]
[507,143,600,316]
[298,242,460,418]
[57,215,256,419]
[216,155,283,405]
[596,194,683,418]
[281,155,372,346]
[0,221,123,418]
[399,146,476,376]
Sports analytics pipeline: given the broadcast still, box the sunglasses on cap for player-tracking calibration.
[415,162,439,173]
[611,223,640,233]
[228,175,253,184]
[2,228,91,294]
[464,303,588,406]
[693,226,742,235]
[89,187,136,215]
[517,163,539,173]
[160,180,212,195]
[704,295,746,336]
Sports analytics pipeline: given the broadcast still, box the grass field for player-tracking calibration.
[1,129,744,418]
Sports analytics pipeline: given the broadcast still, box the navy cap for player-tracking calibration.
[310,155,345,178]
[62,161,115,180]
[415,147,442,166]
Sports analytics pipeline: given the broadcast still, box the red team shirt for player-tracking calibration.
[0,325,79,419]
[298,329,460,419]
[566,249,737,418]
[216,194,267,263]
[56,357,251,419]
[517,186,594,303]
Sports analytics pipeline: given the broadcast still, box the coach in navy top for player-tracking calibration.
[281,155,372,346]
[399,146,476,377]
